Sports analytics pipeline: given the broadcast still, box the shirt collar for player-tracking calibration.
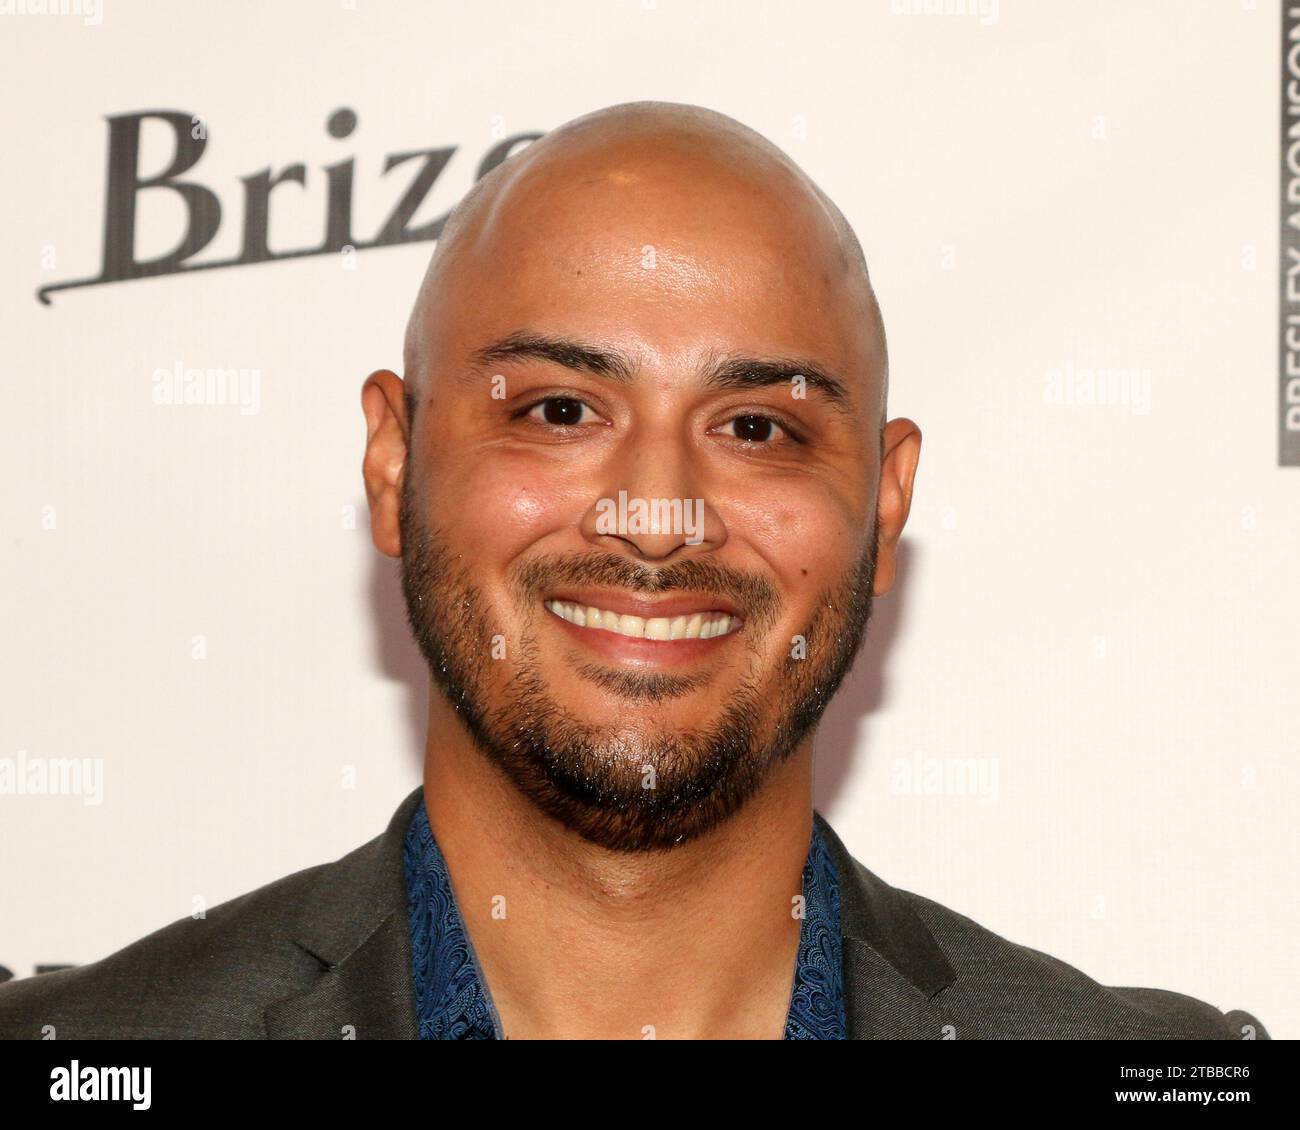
[403,795,845,1039]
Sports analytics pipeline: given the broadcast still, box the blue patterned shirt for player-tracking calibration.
[403,794,846,1039]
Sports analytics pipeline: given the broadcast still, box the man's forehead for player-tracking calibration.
[406,104,885,406]
[428,183,865,345]
[421,263,876,415]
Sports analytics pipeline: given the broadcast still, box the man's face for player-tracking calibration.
[396,143,887,852]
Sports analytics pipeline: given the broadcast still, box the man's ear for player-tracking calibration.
[872,417,922,597]
[361,369,409,559]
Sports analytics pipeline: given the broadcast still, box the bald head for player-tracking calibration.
[402,100,887,423]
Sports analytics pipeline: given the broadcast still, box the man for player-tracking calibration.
[0,101,1266,1039]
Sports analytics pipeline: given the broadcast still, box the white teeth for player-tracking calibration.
[702,616,732,639]
[545,600,739,641]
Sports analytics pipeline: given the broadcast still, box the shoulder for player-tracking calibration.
[0,842,377,1040]
[898,886,1268,1040]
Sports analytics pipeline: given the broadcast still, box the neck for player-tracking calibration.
[421,688,816,1039]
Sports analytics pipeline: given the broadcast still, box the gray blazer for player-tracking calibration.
[0,787,1268,1039]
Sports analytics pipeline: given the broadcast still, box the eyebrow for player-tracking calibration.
[470,330,852,407]
[702,352,850,407]
[473,331,636,383]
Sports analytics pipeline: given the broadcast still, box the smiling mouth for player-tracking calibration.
[543,599,742,641]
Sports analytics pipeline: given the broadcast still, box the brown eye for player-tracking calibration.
[527,397,594,426]
[723,414,783,442]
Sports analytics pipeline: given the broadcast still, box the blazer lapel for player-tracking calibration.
[264,788,424,1039]
[814,813,957,1039]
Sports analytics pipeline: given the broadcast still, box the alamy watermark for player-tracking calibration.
[595,491,704,546]
[890,0,999,27]
[891,753,1000,804]
[0,0,102,24]
[152,360,261,416]
[1043,361,1152,415]
[0,751,104,805]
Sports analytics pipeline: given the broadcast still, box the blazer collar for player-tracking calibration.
[813,812,956,1039]
[266,790,955,1039]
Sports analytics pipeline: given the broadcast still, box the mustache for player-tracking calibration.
[512,552,782,630]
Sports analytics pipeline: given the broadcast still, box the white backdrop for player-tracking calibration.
[2,0,1295,1037]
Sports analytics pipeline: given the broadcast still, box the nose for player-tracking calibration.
[579,438,726,563]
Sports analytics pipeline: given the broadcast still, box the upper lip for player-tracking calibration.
[544,588,744,623]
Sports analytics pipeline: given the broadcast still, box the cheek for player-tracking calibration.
[724,485,860,592]
[439,455,579,557]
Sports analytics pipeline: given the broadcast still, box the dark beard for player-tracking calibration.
[398,477,879,852]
